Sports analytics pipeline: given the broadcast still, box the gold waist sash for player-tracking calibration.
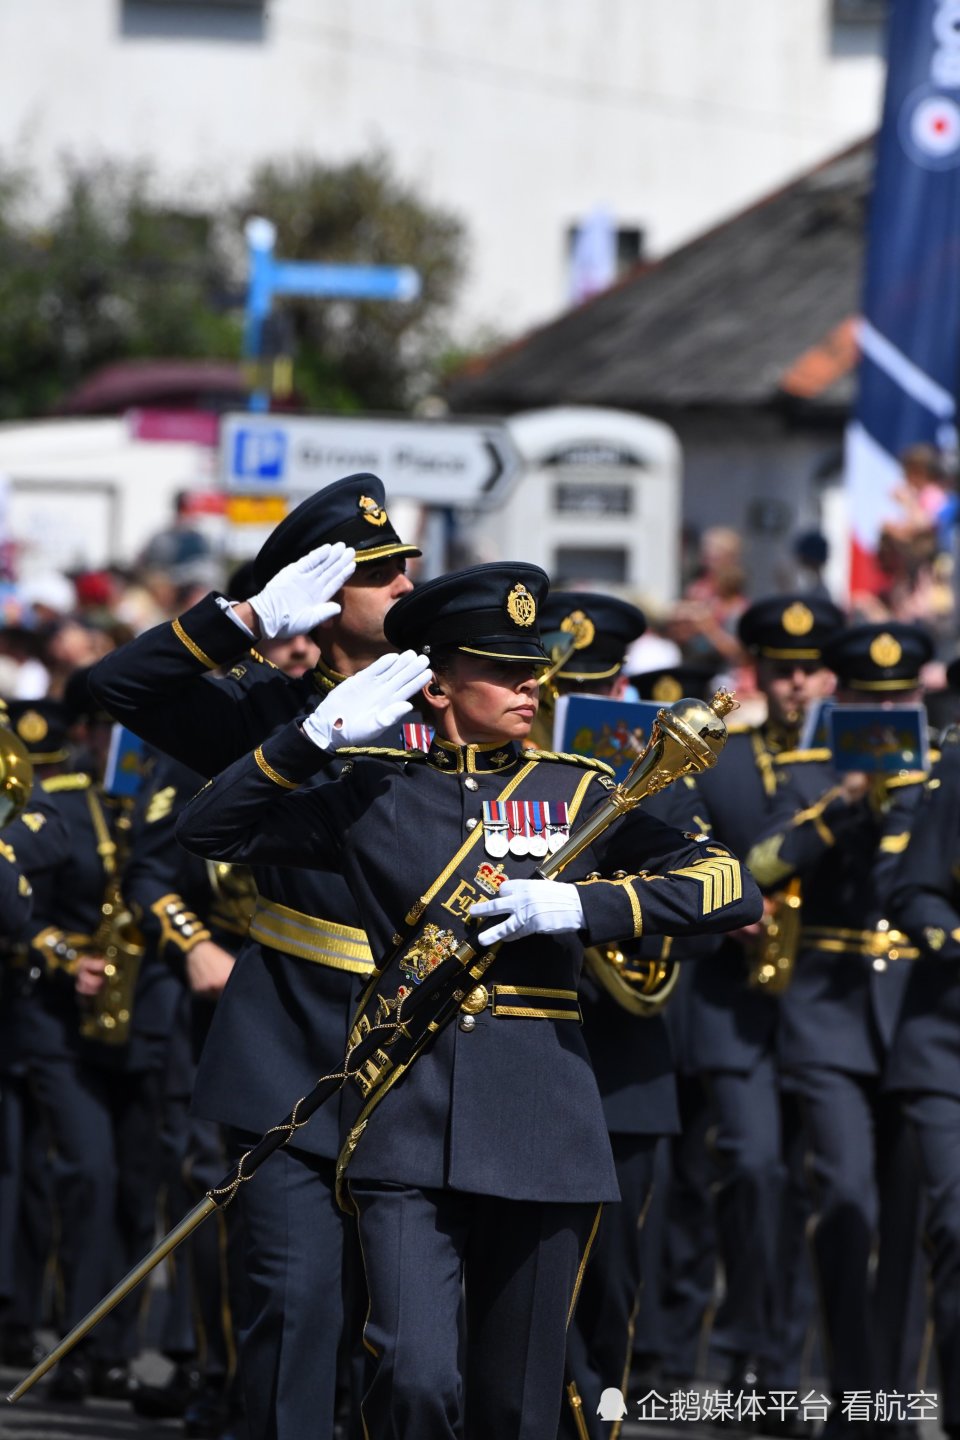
[248,898,374,974]
[800,925,918,961]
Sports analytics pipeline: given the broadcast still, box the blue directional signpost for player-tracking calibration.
[243,216,422,411]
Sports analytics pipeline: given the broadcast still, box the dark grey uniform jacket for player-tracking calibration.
[176,721,763,1203]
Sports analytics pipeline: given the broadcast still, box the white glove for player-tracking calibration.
[471,879,585,947]
[302,650,432,750]
[248,542,357,640]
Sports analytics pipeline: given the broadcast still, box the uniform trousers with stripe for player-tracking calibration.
[349,1181,599,1440]
[561,1134,658,1440]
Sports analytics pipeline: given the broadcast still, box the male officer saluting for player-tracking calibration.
[88,474,418,1440]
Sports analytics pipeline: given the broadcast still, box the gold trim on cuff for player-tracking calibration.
[254,747,299,789]
[172,618,217,669]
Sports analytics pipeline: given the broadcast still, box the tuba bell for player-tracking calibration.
[584,937,679,1015]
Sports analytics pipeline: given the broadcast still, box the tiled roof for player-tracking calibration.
[447,139,872,416]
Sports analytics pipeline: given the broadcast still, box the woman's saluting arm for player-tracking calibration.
[176,650,431,867]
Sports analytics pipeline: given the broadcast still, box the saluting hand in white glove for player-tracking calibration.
[248,542,357,640]
[302,650,432,751]
[470,879,585,947]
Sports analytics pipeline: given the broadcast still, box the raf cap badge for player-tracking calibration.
[358,494,388,527]
[16,710,48,744]
[506,582,537,628]
[781,602,814,637]
[870,632,903,668]
[652,675,683,703]
[561,609,595,650]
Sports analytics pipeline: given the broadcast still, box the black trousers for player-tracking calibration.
[350,1180,600,1440]
[902,1090,960,1429]
[789,1067,926,1398]
[561,1133,658,1440]
[0,1071,54,1331]
[29,1055,164,1361]
[656,1074,717,1378]
[226,1130,348,1440]
[705,1056,786,1365]
[159,1100,247,1390]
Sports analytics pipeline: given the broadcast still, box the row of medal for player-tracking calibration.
[482,800,570,858]
[399,724,573,857]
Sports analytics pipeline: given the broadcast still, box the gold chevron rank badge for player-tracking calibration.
[670,849,743,915]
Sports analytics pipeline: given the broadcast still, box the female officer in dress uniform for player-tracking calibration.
[177,563,762,1440]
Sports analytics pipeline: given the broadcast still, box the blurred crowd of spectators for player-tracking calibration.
[625,444,960,704]
[0,572,217,704]
[1,447,957,714]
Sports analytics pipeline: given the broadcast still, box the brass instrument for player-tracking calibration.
[747,878,802,994]
[78,806,145,1047]
[205,860,258,937]
[0,721,34,828]
[584,938,679,1015]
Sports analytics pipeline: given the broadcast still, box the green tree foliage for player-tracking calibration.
[0,152,466,419]
[238,152,466,412]
[0,161,239,420]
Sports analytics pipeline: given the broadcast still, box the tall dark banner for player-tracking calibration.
[846,0,960,594]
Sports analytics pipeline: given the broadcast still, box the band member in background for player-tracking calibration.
[686,595,842,1405]
[747,623,934,1438]
[887,684,960,1440]
[538,591,718,1439]
[9,674,177,1403]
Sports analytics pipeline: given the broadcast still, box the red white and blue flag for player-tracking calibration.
[846,0,960,594]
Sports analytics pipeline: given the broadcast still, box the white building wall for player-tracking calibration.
[0,0,885,335]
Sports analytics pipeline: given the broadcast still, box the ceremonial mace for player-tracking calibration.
[7,689,735,1404]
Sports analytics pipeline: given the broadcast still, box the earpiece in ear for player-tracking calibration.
[428,681,445,697]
